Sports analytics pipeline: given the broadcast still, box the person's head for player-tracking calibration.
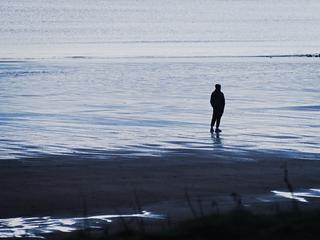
[215,84,221,91]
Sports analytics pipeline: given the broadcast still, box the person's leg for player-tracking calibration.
[216,116,221,129]
[215,112,222,132]
[210,111,216,132]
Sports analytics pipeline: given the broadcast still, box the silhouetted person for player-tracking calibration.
[210,84,225,133]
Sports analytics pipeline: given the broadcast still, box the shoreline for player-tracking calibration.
[1,151,320,219]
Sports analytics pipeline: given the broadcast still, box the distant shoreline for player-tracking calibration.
[1,53,320,62]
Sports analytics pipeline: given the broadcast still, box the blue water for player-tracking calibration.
[0,57,319,160]
[0,0,319,160]
[1,0,320,58]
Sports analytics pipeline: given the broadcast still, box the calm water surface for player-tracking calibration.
[1,0,320,58]
[0,57,319,160]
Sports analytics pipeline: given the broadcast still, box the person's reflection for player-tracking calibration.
[211,132,222,147]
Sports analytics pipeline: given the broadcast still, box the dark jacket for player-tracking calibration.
[210,90,225,112]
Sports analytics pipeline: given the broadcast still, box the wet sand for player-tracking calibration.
[1,152,320,219]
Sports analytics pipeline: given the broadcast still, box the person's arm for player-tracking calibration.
[210,92,214,108]
[222,93,225,112]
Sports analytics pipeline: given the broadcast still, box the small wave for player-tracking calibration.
[0,60,26,63]
[264,105,320,112]
[285,105,320,112]
[65,56,95,59]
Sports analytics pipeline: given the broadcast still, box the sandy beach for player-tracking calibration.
[1,152,319,219]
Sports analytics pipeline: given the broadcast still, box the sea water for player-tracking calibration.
[0,0,319,160]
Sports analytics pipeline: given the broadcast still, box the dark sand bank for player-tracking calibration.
[1,151,320,219]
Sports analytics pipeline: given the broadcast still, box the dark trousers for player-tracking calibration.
[211,109,223,128]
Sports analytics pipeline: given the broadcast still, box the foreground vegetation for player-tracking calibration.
[55,208,320,240]
[44,163,319,240]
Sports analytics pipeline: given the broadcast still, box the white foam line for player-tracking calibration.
[271,188,320,203]
[0,211,164,238]
[272,190,309,203]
